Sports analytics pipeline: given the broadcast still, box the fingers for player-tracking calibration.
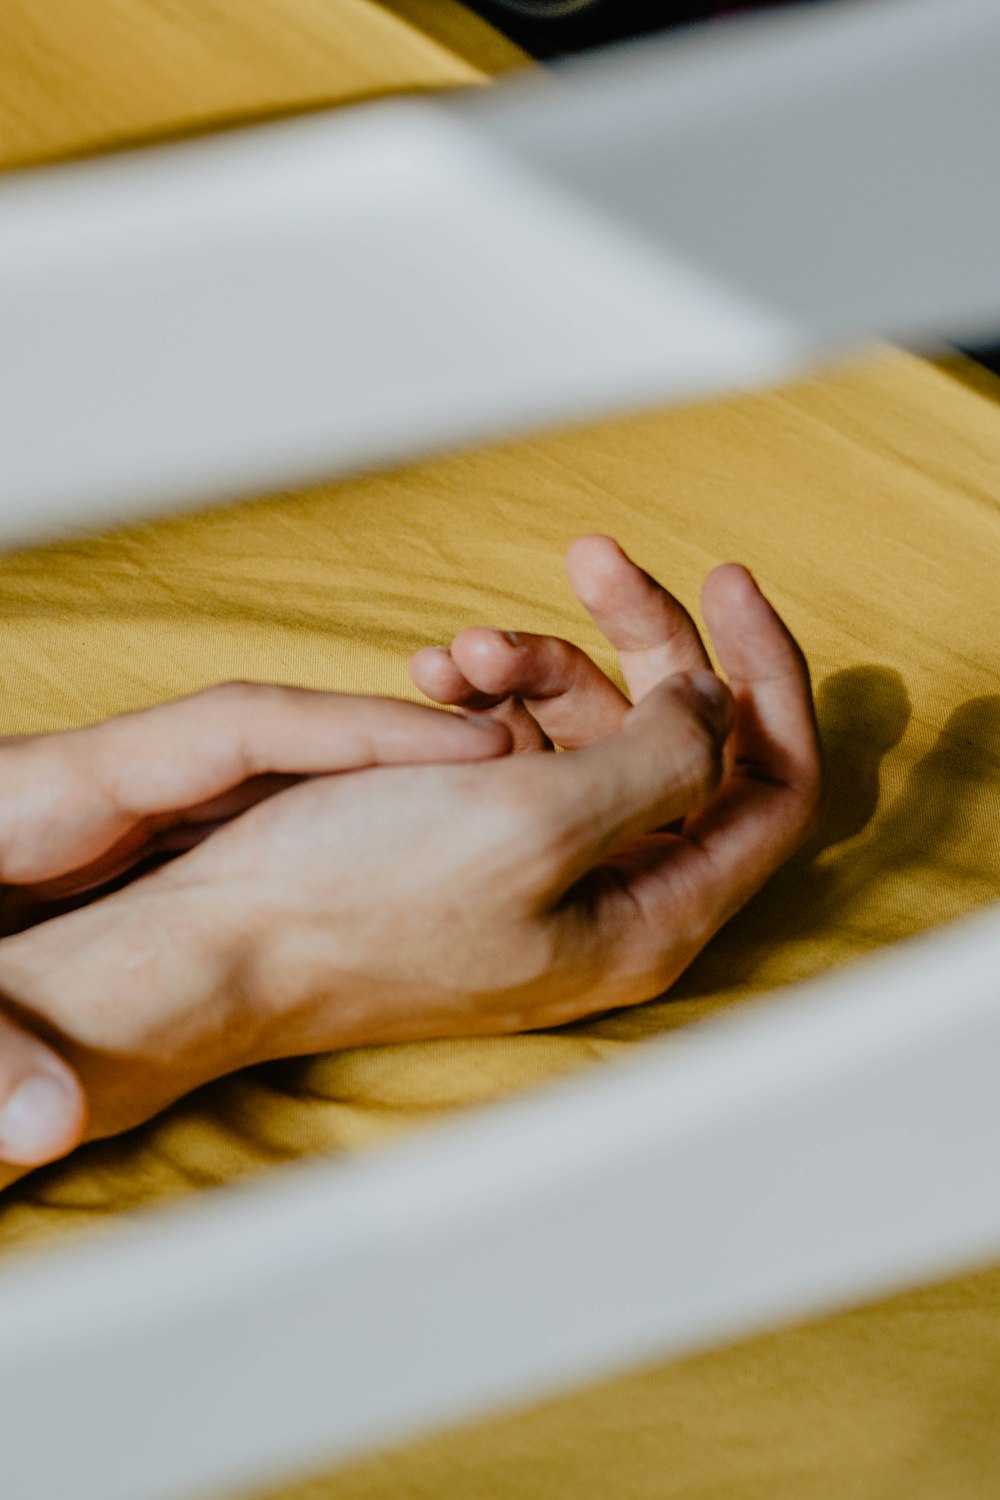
[689,565,821,877]
[565,535,711,700]
[0,687,511,887]
[629,567,822,931]
[703,565,819,790]
[524,670,734,898]
[528,569,819,1015]
[421,630,630,751]
[0,1009,86,1167]
[410,536,716,751]
[408,645,504,714]
[409,645,551,752]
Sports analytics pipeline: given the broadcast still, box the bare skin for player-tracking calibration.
[0,688,510,1169]
[0,536,820,1191]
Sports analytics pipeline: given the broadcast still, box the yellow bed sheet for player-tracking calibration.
[1,4,999,1498]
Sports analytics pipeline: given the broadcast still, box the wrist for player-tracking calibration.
[0,869,267,1135]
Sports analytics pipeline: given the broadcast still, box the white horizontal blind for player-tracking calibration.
[0,0,998,544]
[0,905,998,1500]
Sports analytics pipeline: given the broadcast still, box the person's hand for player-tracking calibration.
[0,686,510,1171]
[0,537,820,1190]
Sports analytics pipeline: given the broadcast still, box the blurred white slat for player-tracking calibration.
[1,0,999,543]
[0,905,998,1500]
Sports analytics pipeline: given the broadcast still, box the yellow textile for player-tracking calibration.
[1,4,999,1499]
[0,0,524,171]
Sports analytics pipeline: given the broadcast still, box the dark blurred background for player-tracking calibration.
[465,0,1000,375]
[466,0,825,59]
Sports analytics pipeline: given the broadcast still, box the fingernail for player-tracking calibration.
[685,671,733,731]
[461,712,498,730]
[0,1073,76,1165]
[501,631,521,647]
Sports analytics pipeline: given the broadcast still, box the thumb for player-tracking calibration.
[537,671,733,897]
[0,1008,86,1168]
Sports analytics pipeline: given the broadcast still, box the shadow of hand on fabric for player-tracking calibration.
[873,694,1000,891]
[675,681,1000,1005]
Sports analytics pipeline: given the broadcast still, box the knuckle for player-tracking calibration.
[679,716,725,801]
